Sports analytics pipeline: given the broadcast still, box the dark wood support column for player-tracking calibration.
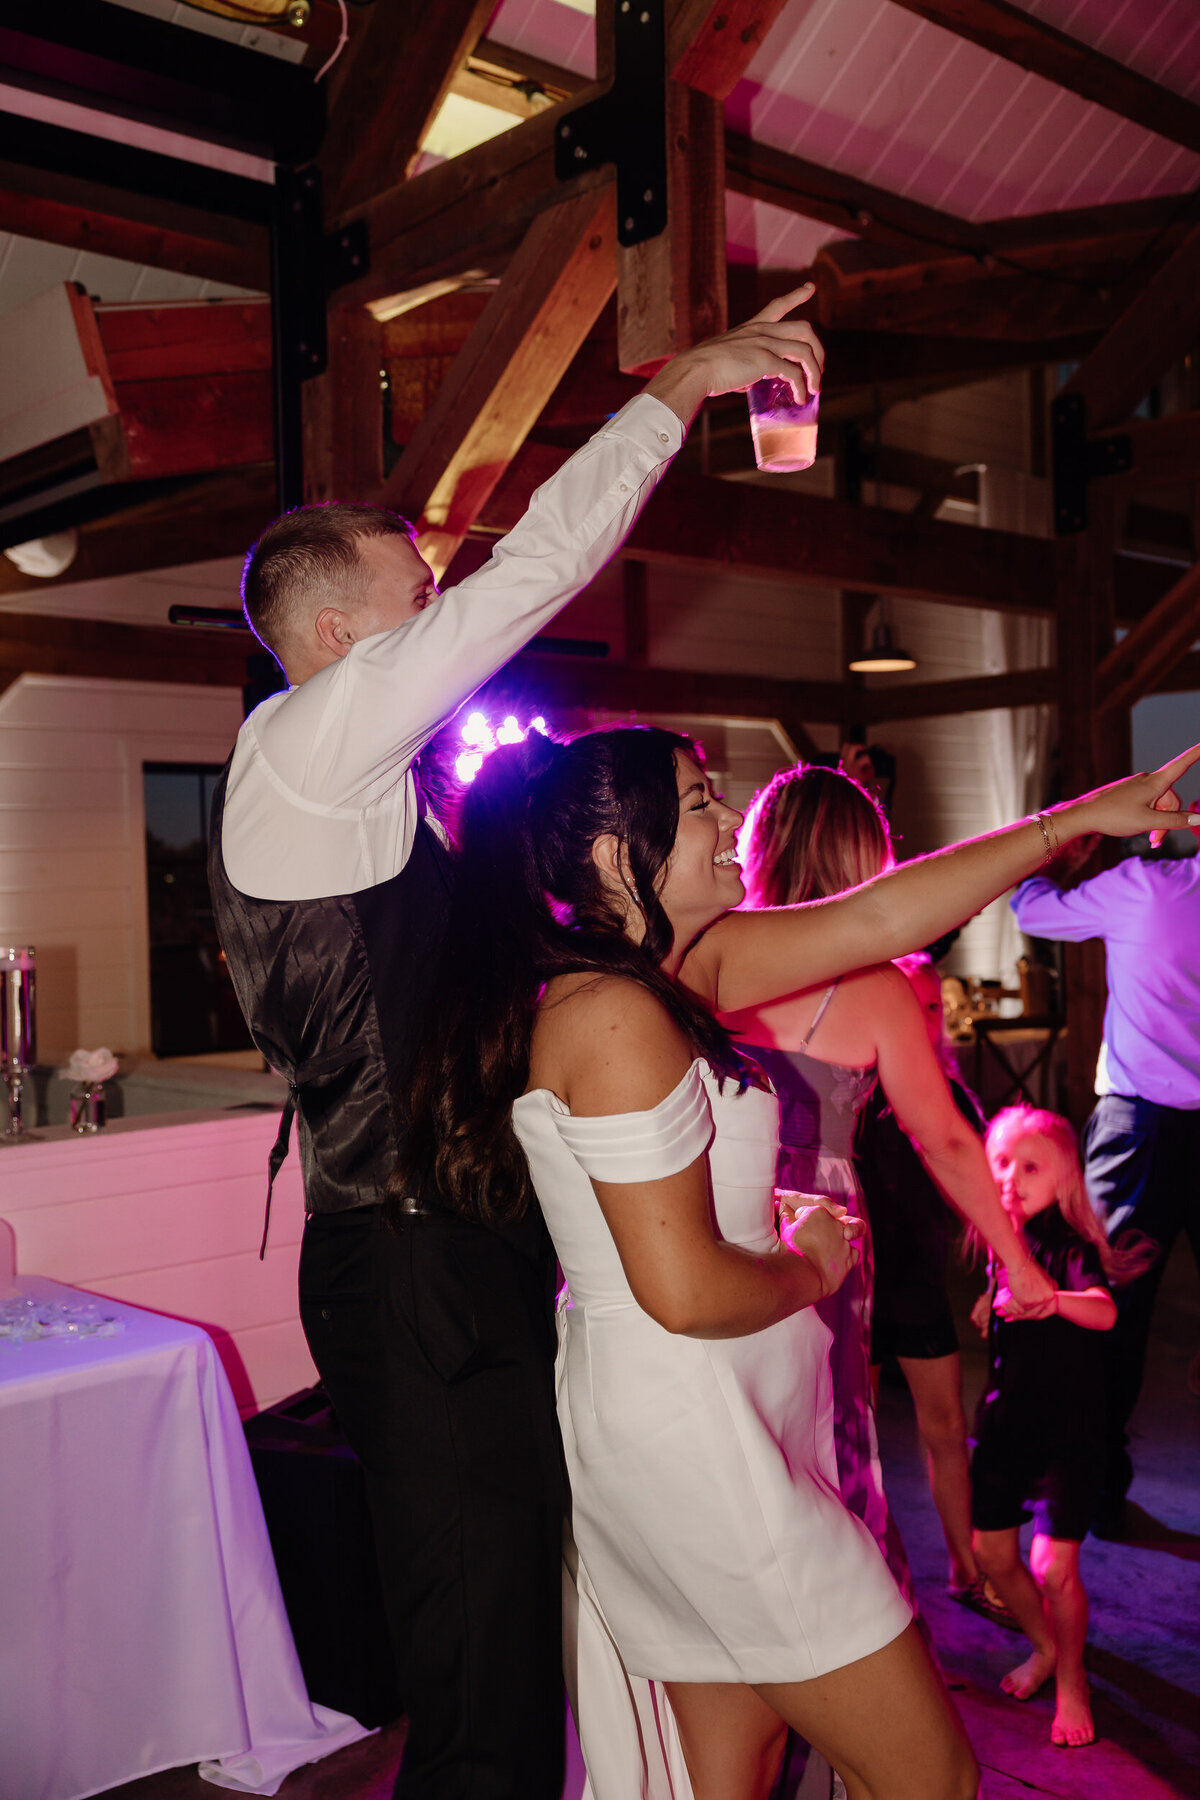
[301,304,384,507]
[1056,493,1120,1129]
[617,80,727,376]
[623,560,650,666]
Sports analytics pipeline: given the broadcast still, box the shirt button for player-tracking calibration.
[618,482,629,492]
[658,431,670,443]
[320,1307,332,1320]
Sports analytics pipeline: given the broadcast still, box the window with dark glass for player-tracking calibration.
[144,764,253,1057]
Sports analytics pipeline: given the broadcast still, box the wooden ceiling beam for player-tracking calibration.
[333,96,609,305]
[501,649,1199,734]
[1090,410,1200,493]
[827,277,1118,344]
[814,327,1101,410]
[725,130,983,258]
[0,610,248,688]
[855,667,1057,723]
[390,303,1096,439]
[0,468,275,597]
[381,187,618,577]
[816,221,1189,306]
[1115,551,1190,625]
[514,653,845,731]
[537,338,645,428]
[669,2,790,100]
[888,1,1200,158]
[1059,221,1200,431]
[1095,559,1200,716]
[0,170,268,291]
[478,443,1055,612]
[1157,650,1200,694]
[467,37,588,103]
[320,0,498,220]
[624,474,1053,611]
[727,129,1200,267]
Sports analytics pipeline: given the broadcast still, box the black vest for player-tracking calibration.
[208,761,454,1217]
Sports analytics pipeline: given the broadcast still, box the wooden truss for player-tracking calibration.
[3,0,1200,1111]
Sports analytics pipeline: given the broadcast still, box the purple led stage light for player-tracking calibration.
[455,709,548,783]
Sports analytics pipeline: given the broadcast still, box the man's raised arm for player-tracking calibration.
[262,286,823,811]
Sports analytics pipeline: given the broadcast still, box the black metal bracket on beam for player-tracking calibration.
[271,167,371,511]
[1051,393,1133,534]
[553,0,667,247]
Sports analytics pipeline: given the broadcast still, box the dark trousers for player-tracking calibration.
[1083,1094,1200,1513]
[298,1204,566,1800]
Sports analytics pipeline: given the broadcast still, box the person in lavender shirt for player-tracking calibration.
[1011,830,1200,1534]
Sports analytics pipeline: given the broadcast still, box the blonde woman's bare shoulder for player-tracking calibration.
[844,961,907,997]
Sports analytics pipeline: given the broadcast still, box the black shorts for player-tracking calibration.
[871,1303,958,1364]
[970,1433,1100,1542]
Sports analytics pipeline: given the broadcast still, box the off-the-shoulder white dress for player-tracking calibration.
[512,1060,911,1796]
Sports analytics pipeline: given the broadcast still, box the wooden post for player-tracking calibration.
[623,560,650,666]
[301,304,384,507]
[616,79,727,376]
[1056,492,1121,1129]
[839,592,876,741]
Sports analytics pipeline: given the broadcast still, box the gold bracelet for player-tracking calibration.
[1034,812,1058,864]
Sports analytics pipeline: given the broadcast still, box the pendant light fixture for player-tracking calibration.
[848,620,916,674]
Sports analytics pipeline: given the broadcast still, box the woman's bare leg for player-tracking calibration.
[754,1622,978,1800]
[663,1681,788,1800]
[972,1527,1055,1698]
[898,1353,977,1590]
[1030,1534,1094,1747]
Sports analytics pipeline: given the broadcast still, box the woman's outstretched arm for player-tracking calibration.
[682,748,1200,1014]
[867,967,1053,1311]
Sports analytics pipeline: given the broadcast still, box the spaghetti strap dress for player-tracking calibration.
[512,1058,911,1799]
[738,984,908,1591]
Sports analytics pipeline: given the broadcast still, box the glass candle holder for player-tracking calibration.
[70,1085,106,1134]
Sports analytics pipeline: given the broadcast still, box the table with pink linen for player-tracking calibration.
[0,1276,370,1800]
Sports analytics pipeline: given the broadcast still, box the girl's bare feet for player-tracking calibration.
[1051,1681,1095,1747]
[1001,1646,1055,1699]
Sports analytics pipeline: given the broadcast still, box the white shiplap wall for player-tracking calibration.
[881,371,1032,473]
[1,1109,314,1416]
[0,674,242,1061]
[553,555,843,684]
[859,371,1052,984]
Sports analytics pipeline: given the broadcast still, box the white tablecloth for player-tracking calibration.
[0,1277,371,1800]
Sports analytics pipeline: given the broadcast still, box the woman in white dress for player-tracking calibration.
[392,724,1198,1800]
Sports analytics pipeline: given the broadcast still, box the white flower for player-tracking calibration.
[62,1047,119,1085]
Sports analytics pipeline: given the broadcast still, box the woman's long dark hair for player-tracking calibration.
[390,724,750,1228]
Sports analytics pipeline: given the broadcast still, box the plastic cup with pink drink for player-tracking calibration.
[746,375,819,472]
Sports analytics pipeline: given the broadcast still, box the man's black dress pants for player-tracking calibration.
[298,1203,566,1800]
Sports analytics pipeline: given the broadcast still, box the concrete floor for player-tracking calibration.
[100,1240,1199,1800]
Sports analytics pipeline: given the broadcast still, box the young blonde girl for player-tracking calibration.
[968,1108,1154,1748]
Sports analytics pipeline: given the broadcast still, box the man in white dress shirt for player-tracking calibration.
[1011,844,1200,1534]
[208,288,824,1799]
